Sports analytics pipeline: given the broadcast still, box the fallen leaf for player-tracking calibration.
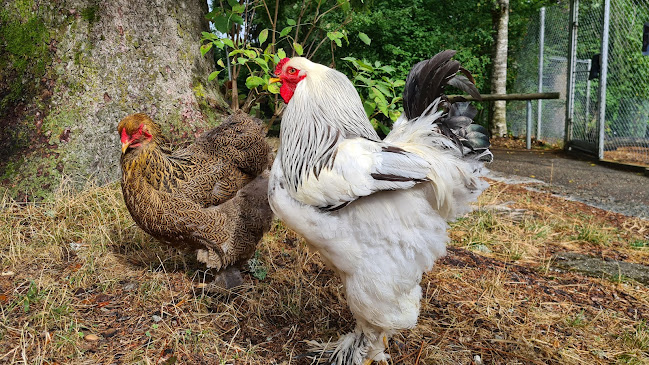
[84,334,99,342]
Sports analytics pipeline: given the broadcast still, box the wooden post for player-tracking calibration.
[526,100,533,149]
[448,92,560,102]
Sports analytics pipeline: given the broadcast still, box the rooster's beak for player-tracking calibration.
[269,77,281,84]
[121,142,130,154]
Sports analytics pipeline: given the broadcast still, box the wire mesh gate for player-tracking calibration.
[509,0,649,166]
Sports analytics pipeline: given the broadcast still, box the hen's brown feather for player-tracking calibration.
[118,111,272,271]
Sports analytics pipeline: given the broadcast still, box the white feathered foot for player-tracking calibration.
[303,328,391,365]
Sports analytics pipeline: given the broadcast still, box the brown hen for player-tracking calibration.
[118,111,272,289]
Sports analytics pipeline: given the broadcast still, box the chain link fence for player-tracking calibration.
[508,0,649,166]
[509,5,570,145]
[600,0,649,165]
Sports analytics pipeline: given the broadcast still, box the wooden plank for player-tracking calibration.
[448,92,561,102]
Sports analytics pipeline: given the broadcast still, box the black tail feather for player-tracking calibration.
[402,50,491,162]
[403,50,458,120]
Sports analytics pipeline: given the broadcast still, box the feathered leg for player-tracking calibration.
[303,328,369,365]
[303,326,392,365]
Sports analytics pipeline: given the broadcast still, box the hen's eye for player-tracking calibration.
[287,67,296,75]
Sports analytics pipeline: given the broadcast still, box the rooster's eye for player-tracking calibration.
[287,67,296,75]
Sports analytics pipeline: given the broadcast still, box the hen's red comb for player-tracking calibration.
[275,58,290,75]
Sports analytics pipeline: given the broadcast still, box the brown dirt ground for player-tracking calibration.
[2,179,649,364]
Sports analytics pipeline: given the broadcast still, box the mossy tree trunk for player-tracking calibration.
[0,0,228,200]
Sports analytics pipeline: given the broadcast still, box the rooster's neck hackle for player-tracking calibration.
[279,65,379,194]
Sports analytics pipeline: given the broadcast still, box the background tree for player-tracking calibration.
[490,0,510,137]
[0,0,226,200]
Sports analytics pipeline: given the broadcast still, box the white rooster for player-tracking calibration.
[268,50,492,364]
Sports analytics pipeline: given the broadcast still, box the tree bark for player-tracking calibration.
[490,0,509,137]
[0,0,228,200]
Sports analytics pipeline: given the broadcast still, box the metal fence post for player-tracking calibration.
[527,100,533,149]
[565,0,579,148]
[537,7,545,140]
[585,59,592,123]
[598,0,611,160]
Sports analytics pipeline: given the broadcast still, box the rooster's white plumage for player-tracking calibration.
[269,50,492,364]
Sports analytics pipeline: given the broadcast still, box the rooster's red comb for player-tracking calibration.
[275,58,290,75]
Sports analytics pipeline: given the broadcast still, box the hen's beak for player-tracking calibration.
[121,142,130,154]
[269,77,281,84]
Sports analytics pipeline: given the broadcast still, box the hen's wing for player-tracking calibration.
[172,111,271,206]
[192,111,270,176]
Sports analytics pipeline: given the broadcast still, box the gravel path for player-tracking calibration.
[487,148,649,219]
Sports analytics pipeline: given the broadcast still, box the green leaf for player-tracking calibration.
[245,49,257,58]
[378,121,391,135]
[228,49,243,56]
[334,38,342,47]
[327,31,341,41]
[200,43,212,56]
[212,15,229,34]
[259,29,269,45]
[371,87,388,106]
[226,0,239,7]
[377,100,389,116]
[375,84,391,97]
[379,65,395,73]
[212,40,225,49]
[356,75,375,87]
[293,42,303,56]
[254,58,269,71]
[279,26,293,38]
[246,76,265,89]
[222,38,235,48]
[356,59,374,72]
[231,4,245,13]
[277,48,286,59]
[363,100,376,117]
[231,14,244,25]
[389,110,402,122]
[286,19,296,26]
[208,71,220,81]
[217,58,225,68]
[201,32,217,41]
[340,0,351,12]
[268,82,280,94]
[205,9,218,21]
[341,56,357,62]
[237,57,247,65]
[393,80,406,87]
[358,32,371,45]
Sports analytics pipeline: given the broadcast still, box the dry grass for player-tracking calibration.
[1,178,648,364]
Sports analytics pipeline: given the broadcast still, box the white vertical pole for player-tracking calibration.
[537,7,545,140]
[598,0,611,160]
